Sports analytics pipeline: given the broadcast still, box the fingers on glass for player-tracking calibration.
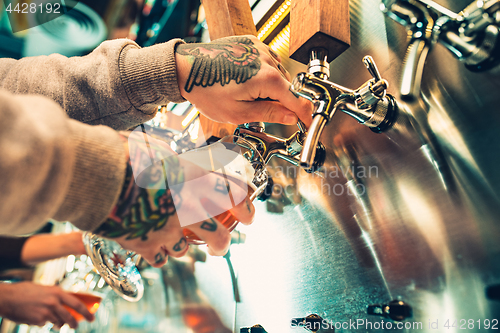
[153,248,168,267]
[210,174,249,214]
[50,304,77,328]
[54,304,78,329]
[60,291,93,323]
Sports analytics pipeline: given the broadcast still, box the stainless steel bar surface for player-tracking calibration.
[194,0,500,332]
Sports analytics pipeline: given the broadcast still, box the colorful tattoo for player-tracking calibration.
[200,217,218,232]
[95,132,184,241]
[176,37,261,92]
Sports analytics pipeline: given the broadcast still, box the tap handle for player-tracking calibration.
[356,56,388,104]
[363,56,382,82]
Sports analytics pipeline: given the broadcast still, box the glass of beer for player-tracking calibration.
[83,135,268,301]
[57,260,108,322]
[63,291,103,321]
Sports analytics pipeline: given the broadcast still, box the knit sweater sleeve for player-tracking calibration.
[0,89,126,235]
[0,38,186,130]
[0,237,29,271]
[0,39,187,235]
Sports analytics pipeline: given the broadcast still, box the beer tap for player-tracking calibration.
[438,0,500,71]
[290,55,399,170]
[234,121,326,174]
[232,55,399,173]
[380,0,500,100]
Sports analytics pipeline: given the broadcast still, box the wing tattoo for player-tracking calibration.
[177,37,261,92]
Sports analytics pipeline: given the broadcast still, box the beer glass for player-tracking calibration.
[57,262,107,322]
[83,135,268,301]
[36,254,109,332]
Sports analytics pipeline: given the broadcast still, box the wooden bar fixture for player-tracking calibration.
[199,0,257,142]
[289,0,351,65]
[203,0,257,40]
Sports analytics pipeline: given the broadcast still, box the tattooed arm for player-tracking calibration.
[95,129,255,266]
[175,36,313,126]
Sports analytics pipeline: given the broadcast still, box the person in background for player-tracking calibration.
[0,35,312,267]
[0,231,86,270]
[0,232,93,328]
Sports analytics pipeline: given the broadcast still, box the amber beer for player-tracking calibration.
[183,185,255,244]
[64,291,103,321]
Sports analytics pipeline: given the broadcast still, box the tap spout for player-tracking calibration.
[298,102,329,169]
[235,122,326,173]
[235,127,303,168]
[400,38,431,101]
[381,0,436,100]
[290,72,349,169]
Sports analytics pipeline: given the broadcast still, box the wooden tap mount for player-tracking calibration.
[204,0,257,40]
[289,0,351,64]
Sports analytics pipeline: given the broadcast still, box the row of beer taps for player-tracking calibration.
[233,0,500,173]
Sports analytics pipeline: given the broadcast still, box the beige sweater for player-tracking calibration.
[0,38,185,235]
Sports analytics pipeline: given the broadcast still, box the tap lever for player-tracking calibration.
[363,56,388,97]
[363,55,382,82]
[355,57,388,108]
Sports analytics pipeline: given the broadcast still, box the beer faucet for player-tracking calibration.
[232,49,333,173]
[234,121,326,174]
[380,0,500,100]
[290,53,399,170]
[233,53,398,173]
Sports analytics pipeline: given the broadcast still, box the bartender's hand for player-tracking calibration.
[175,35,313,126]
[0,282,94,328]
[95,130,255,267]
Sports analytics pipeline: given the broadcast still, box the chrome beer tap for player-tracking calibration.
[290,55,399,170]
[380,0,500,100]
[232,50,329,173]
[234,121,326,174]
[232,55,398,173]
[438,0,500,70]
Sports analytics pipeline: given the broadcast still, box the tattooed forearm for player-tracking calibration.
[176,37,261,92]
[95,134,184,241]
